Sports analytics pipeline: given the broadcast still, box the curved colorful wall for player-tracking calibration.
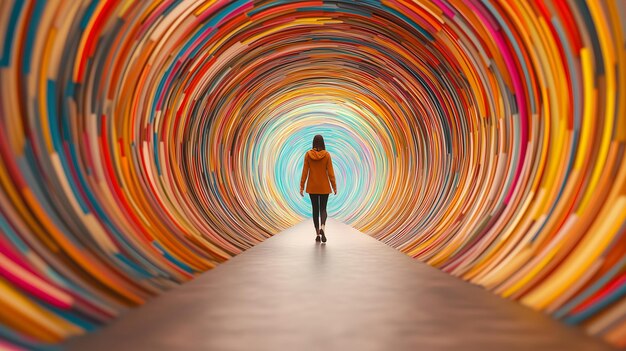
[0,0,625,348]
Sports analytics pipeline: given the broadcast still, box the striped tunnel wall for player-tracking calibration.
[0,0,625,348]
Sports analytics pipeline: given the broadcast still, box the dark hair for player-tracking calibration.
[312,134,325,151]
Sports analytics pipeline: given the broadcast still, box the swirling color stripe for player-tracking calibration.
[0,0,625,348]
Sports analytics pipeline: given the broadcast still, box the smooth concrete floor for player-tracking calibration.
[64,219,616,351]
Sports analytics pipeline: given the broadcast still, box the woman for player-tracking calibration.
[300,134,337,243]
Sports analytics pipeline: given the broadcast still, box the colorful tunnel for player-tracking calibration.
[0,0,626,348]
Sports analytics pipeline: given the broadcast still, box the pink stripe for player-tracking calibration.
[465,0,528,205]
[432,0,455,19]
[0,340,27,351]
[0,252,73,309]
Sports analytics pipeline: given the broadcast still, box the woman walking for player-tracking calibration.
[300,134,337,243]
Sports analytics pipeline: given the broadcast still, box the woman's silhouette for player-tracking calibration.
[300,134,337,243]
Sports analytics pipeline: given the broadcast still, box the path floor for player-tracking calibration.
[64,219,615,351]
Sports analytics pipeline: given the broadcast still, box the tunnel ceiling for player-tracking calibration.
[0,0,625,348]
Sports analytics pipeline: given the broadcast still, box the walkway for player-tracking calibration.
[64,219,615,351]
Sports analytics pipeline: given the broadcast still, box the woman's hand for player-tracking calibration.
[333,189,337,195]
[300,190,304,197]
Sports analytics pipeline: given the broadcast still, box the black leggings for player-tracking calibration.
[309,194,329,232]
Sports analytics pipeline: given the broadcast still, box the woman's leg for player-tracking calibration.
[319,194,329,227]
[309,194,320,232]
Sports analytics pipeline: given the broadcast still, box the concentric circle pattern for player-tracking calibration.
[0,0,625,348]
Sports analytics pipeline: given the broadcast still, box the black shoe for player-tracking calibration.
[320,229,327,243]
[315,233,321,242]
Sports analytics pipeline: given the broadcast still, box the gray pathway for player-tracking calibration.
[64,219,615,350]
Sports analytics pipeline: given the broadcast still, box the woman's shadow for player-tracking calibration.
[314,239,327,268]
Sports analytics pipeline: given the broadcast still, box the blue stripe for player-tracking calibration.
[0,1,24,66]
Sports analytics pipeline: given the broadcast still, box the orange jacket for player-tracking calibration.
[300,149,336,194]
